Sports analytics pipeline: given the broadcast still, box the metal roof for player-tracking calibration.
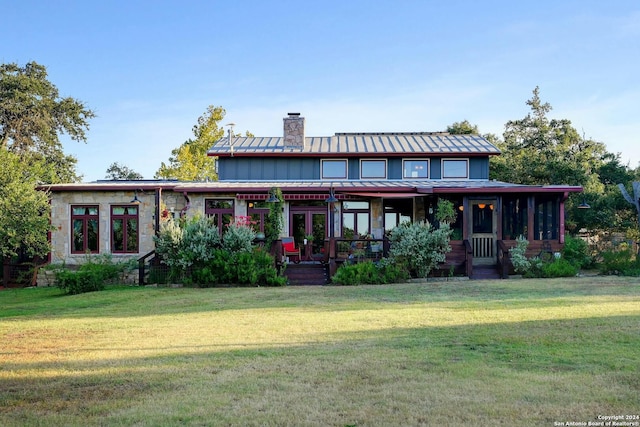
[44,179,579,196]
[207,133,501,157]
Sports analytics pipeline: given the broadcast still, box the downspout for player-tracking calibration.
[155,188,161,236]
[180,192,191,218]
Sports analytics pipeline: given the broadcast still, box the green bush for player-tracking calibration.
[598,248,640,276]
[509,236,531,274]
[222,221,255,254]
[387,221,451,278]
[541,258,578,277]
[154,216,283,286]
[562,235,592,269]
[55,255,134,295]
[56,269,104,295]
[332,259,409,286]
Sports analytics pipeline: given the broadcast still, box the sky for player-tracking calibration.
[3,0,639,181]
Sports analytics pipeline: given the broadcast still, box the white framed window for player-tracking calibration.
[321,159,348,179]
[442,159,469,179]
[403,159,429,179]
[360,159,387,179]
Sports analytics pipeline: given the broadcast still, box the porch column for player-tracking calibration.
[559,192,569,244]
[527,196,535,241]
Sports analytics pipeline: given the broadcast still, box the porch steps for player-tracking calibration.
[471,265,502,280]
[285,262,328,286]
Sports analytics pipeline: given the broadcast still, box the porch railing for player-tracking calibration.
[497,240,512,279]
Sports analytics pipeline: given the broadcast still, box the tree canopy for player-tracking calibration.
[0,149,51,260]
[450,86,640,235]
[0,61,95,183]
[105,162,144,180]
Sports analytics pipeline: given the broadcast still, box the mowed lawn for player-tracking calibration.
[0,277,638,426]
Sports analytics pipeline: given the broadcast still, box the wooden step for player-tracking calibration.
[285,262,327,285]
[471,265,501,280]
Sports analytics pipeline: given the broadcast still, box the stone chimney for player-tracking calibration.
[283,113,305,150]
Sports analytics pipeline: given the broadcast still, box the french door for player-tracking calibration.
[290,207,327,258]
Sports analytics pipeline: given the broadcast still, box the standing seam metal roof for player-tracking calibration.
[208,133,501,156]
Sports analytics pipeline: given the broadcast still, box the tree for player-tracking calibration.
[155,105,252,181]
[494,87,608,187]
[0,61,95,183]
[105,162,144,180]
[447,120,479,135]
[0,149,51,261]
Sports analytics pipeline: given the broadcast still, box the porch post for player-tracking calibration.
[527,196,535,242]
[559,192,569,244]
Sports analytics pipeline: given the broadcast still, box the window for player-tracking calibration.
[360,160,386,179]
[247,200,270,233]
[205,199,234,233]
[502,196,528,239]
[342,201,370,238]
[442,159,468,179]
[534,196,558,240]
[71,206,99,253]
[384,199,413,232]
[403,159,429,179]
[321,159,347,179]
[111,206,138,253]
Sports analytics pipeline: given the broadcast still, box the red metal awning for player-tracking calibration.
[343,192,420,198]
[236,193,357,201]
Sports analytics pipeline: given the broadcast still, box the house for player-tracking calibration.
[35,113,582,285]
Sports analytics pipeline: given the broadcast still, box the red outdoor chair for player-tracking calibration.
[282,237,301,263]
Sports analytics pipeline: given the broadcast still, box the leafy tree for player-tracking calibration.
[494,86,608,187]
[0,61,95,183]
[155,105,253,181]
[105,162,144,180]
[447,120,479,135]
[0,149,51,261]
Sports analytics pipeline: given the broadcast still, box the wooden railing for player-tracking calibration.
[497,240,511,279]
[464,239,473,278]
[137,250,156,286]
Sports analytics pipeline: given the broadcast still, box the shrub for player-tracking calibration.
[153,216,284,287]
[154,216,221,280]
[541,258,578,278]
[387,221,451,278]
[55,255,134,295]
[562,235,592,269]
[509,236,531,274]
[222,219,255,254]
[332,259,409,285]
[598,248,640,276]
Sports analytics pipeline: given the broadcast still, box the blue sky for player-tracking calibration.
[3,0,639,181]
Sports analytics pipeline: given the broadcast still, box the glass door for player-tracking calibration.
[290,207,327,260]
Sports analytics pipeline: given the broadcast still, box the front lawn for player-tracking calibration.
[0,277,638,426]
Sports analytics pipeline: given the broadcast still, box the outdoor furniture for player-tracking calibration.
[282,237,301,263]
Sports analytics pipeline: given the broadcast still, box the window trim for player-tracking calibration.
[442,158,469,179]
[71,205,99,254]
[360,159,387,179]
[402,159,429,179]
[341,201,371,237]
[110,205,139,254]
[205,198,235,234]
[321,159,348,180]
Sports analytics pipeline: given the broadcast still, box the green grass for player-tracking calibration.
[1,277,639,426]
